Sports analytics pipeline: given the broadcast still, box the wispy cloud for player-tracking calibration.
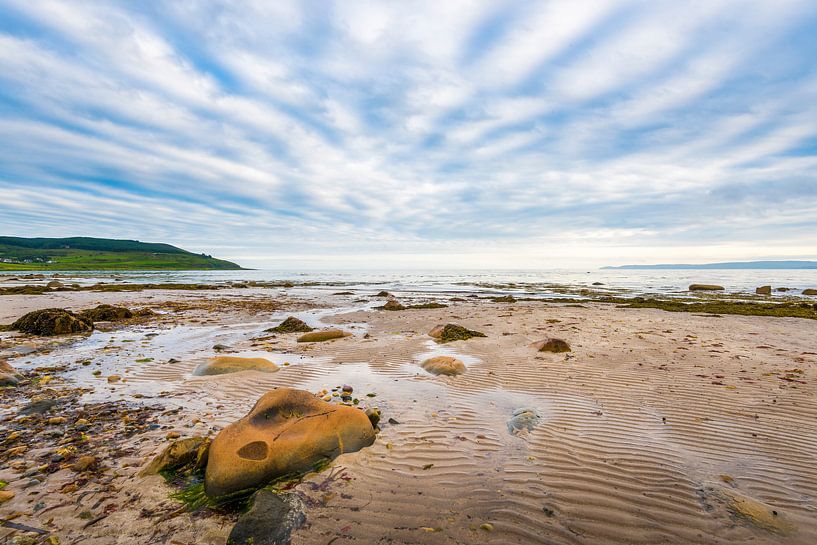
[1,0,816,267]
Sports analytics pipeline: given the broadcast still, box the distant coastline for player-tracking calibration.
[603,260,817,270]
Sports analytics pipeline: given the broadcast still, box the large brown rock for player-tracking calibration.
[421,356,465,376]
[531,338,571,353]
[194,356,279,376]
[11,308,93,335]
[755,285,772,295]
[205,388,375,499]
[296,329,350,343]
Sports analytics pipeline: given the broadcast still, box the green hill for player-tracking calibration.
[0,237,243,270]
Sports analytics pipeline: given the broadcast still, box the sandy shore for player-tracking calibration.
[2,287,816,544]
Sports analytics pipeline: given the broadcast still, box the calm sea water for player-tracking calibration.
[2,269,816,299]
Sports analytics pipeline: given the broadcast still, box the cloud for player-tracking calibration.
[0,0,816,268]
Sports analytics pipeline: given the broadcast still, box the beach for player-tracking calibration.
[1,279,817,545]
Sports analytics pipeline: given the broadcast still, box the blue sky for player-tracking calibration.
[1,0,816,269]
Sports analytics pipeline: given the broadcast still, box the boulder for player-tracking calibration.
[79,304,133,322]
[380,299,406,311]
[531,338,571,353]
[296,329,350,343]
[204,388,375,498]
[756,285,772,295]
[46,280,64,289]
[803,289,817,296]
[429,324,486,343]
[266,316,313,333]
[421,356,465,376]
[10,308,93,336]
[689,284,724,291]
[140,436,207,476]
[194,356,279,376]
[228,490,305,545]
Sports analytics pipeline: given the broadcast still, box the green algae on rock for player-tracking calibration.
[620,298,817,320]
[140,437,209,477]
[79,304,134,322]
[266,316,313,333]
[429,323,487,343]
[10,308,93,336]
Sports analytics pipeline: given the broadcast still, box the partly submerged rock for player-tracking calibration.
[296,329,350,343]
[755,285,772,296]
[140,436,208,477]
[714,487,793,534]
[380,299,406,311]
[531,338,571,353]
[266,316,313,333]
[11,308,93,336]
[490,295,517,303]
[375,291,391,297]
[508,407,541,434]
[228,489,306,545]
[689,284,725,291]
[803,288,817,296]
[79,304,133,322]
[194,356,279,376]
[421,356,466,376]
[430,324,486,343]
[204,388,375,498]
[46,280,64,289]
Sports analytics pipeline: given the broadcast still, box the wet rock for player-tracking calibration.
[140,437,207,476]
[107,375,121,383]
[803,289,817,296]
[0,490,14,503]
[19,398,58,415]
[266,316,313,333]
[365,407,381,428]
[212,344,231,351]
[531,338,571,353]
[380,299,406,311]
[490,295,517,303]
[228,489,305,545]
[775,287,791,292]
[718,487,793,534]
[592,282,604,286]
[689,284,724,291]
[0,359,21,387]
[508,408,541,434]
[421,356,466,376]
[205,388,375,498]
[79,304,134,322]
[296,329,350,343]
[194,356,279,376]
[46,280,64,289]
[755,285,772,295]
[375,290,392,297]
[10,308,93,336]
[72,456,98,472]
[430,324,487,343]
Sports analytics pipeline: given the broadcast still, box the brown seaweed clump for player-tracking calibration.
[430,323,487,343]
[379,299,406,311]
[10,308,93,336]
[266,316,313,333]
[79,304,134,322]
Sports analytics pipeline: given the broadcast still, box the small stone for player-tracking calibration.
[107,375,121,383]
[166,431,181,439]
[47,416,66,425]
[480,523,494,532]
[72,456,97,472]
[0,490,14,503]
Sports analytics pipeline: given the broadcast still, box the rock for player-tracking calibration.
[508,408,541,434]
[72,456,98,472]
[79,304,133,322]
[140,437,207,476]
[719,488,793,534]
[375,290,391,297]
[365,407,381,428]
[266,316,313,333]
[689,284,724,291]
[107,375,121,383]
[592,282,604,286]
[430,324,486,343]
[0,359,21,387]
[46,280,64,289]
[19,398,58,415]
[204,388,375,498]
[490,295,517,303]
[296,329,350,343]
[0,490,14,503]
[421,356,466,376]
[194,356,279,376]
[803,289,817,296]
[755,285,772,295]
[228,489,305,545]
[10,308,93,336]
[775,287,791,292]
[380,299,406,311]
[531,338,571,353]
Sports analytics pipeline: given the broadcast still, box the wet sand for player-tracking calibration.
[2,288,817,544]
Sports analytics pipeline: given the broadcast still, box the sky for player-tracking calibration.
[1,0,816,269]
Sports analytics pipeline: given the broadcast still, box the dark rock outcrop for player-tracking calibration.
[10,308,93,336]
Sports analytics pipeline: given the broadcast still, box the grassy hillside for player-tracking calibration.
[0,237,242,270]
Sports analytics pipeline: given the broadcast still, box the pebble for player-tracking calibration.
[0,490,15,503]
[107,375,121,383]
[480,523,494,532]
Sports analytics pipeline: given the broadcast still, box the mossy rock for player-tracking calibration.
[140,436,207,477]
[296,329,350,343]
[11,308,93,336]
[803,289,817,296]
[421,356,465,376]
[531,338,571,353]
[430,324,486,343]
[266,316,313,333]
[194,356,279,376]
[755,286,772,295]
[379,299,406,311]
[689,284,724,291]
[79,304,133,322]
[407,302,447,309]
